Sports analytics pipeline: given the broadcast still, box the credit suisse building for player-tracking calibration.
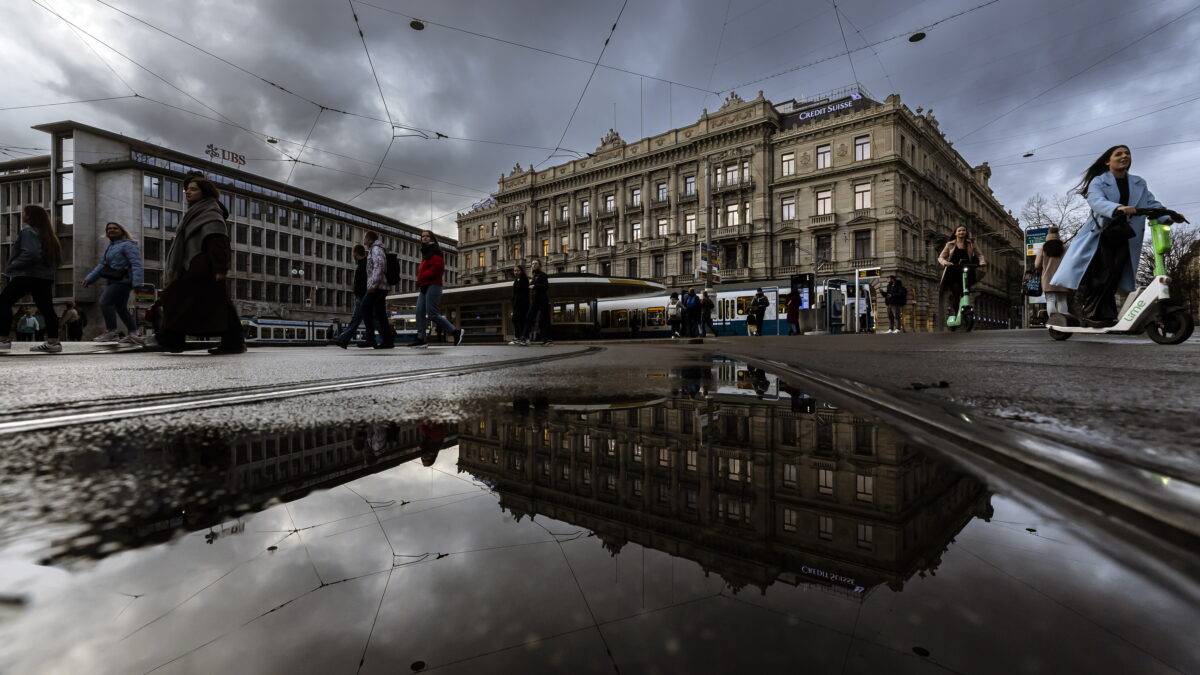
[456,88,1021,331]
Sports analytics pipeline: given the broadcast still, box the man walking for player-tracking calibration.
[517,259,553,346]
[334,244,373,348]
[751,288,769,336]
[699,290,716,336]
[882,275,907,333]
[361,232,395,349]
[684,288,701,337]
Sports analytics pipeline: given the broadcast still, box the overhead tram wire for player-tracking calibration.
[990,139,1200,168]
[705,0,735,108]
[285,107,325,186]
[827,0,896,95]
[537,0,631,171]
[53,0,138,96]
[1030,92,1200,154]
[346,0,400,204]
[0,95,138,112]
[832,1,860,88]
[352,0,718,96]
[954,2,1200,142]
[717,0,1001,93]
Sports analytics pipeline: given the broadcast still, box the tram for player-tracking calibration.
[241,315,416,344]
[595,283,788,337]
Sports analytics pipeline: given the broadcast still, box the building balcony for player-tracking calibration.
[810,214,836,227]
[505,223,526,235]
[650,197,670,209]
[776,264,802,276]
[627,201,643,210]
[546,252,567,264]
[590,245,614,257]
[850,257,878,269]
[597,208,618,220]
[713,179,754,194]
[711,223,752,240]
[536,220,550,232]
[776,218,799,231]
[556,218,570,227]
[642,238,667,250]
[573,214,591,225]
[679,190,699,203]
[722,267,751,280]
[851,208,875,221]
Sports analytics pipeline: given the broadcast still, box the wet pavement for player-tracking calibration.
[1,352,1198,674]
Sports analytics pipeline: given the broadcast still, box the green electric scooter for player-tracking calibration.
[946,263,982,331]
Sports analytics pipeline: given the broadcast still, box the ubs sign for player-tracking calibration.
[205,143,247,166]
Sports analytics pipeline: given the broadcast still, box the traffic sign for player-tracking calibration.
[856,267,881,279]
[134,284,157,304]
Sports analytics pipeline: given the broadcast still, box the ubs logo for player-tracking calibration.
[205,143,246,166]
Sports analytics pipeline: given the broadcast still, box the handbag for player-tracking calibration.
[1102,213,1136,244]
[97,244,127,281]
[1023,273,1042,297]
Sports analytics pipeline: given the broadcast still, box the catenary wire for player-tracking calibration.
[704,0,735,109]
[832,2,860,88]
[52,0,139,96]
[954,2,1200,141]
[0,95,138,111]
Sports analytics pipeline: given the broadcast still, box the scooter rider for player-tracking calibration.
[937,226,986,325]
[1050,145,1185,327]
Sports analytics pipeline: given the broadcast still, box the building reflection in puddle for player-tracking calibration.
[457,358,993,597]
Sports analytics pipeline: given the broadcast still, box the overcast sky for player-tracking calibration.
[2,0,1199,238]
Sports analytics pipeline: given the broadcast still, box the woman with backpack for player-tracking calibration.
[1035,227,1071,319]
[667,291,683,338]
[158,177,245,354]
[82,221,145,345]
[1,205,64,353]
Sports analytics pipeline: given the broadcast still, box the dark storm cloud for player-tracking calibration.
[4,0,1199,234]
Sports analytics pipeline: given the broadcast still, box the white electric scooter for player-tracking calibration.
[1047,207,1193,344]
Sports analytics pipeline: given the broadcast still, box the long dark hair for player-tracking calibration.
[23,205,61,268]
[421,229,441,260]
[513,264,527,280]
[1074,145,1128,197]
[186,177,221,201]
[1042,239,1064,257]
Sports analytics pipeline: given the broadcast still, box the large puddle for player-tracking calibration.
[1,359,1197,674]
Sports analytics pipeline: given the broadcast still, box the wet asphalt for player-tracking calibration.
[0,334,1197,674]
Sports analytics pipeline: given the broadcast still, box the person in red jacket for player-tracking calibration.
[410,230,464,348]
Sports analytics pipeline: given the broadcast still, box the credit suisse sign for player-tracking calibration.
[784,93,873,129]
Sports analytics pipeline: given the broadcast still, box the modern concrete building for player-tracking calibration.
[456,87,1023,331]
[0,121,457,336]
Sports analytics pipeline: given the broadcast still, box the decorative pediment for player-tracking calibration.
[506,162,532,178]
[596,128,626,153]
[717,91,745,111]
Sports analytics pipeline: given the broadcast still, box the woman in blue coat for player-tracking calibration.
[82,221,144,344]
[1050,145,1183,326]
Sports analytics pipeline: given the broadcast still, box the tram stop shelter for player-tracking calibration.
[388,275,666,342]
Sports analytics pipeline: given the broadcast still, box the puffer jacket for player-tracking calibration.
[86,238,145,286]
[4,226,56,281]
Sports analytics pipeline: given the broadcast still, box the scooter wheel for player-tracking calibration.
[1046,313,1072,341]
[963,309,975,332]
[1146,308,1194,345]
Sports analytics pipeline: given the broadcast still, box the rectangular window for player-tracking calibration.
[686,449,698,471]
[816,144,831,169]
[278,209,288,228]
[581,199,590,217]
[783,463,797,486]
[265,204,276,224]
[165,180,181,203]
[559,205,568,221]
[559,235,568,253]
[626,258,638,278]
[541,238,550,256]
[857,523,874,549]
[250,200,261,219]
[725,203,739,227]
[631,222,641,241]
[143,237,162,263]
[236,197,247,217]
[781,197,795,221]
[142,174,161,198]
[819,516,834,540]
[854,135,871,161]
[781,152,795,176]
[163,210,181,232]
[856,475,875,502]
[816,233,832,263]
[580,232,590,251]
[854,230,871,259]
[604,194,615,212]
[781,239,796,267]
[605,228,614,247]
[742,160,750,183]
[681,250,693,274]
[632,478,643,497]
[684,213,696,234]
[541,209,549,226]
[684,175,695,196]
[653,254,664,277]
[658,483,670,502]
[818,468,834,495]
[142,206,161,230]
[783,508,798,532]
[815,189,832,216]
[656,218,668,237]
[251,228,263,247]
[656,182,667,201]
[631,188,641,207]
[854,183,872,210]
[658,449,670,468]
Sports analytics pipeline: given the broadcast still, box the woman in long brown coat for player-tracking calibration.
[158,177,244,354]
[1035,227,1070,318]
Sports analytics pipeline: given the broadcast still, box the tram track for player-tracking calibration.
[0,347,602,436]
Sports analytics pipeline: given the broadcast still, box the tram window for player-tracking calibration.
[564,303,576,322]
[297,329,307,340]
[578,304,590,323]
[646,307,665,327]
[269,328,280,340]
[284,328,295,340]
[243,325,258,340]
[736,296,752,316]
[601,310,610,327]
[315,329,326,339]
[614,309,628,327]
[552,304,565,323]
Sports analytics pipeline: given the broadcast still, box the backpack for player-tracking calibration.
[686,295,699,310]
[385,252,401,286]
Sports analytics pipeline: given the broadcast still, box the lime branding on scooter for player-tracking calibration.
[1047,207,1193,344]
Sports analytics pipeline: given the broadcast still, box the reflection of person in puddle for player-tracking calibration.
[419,419,446,466]
[749,367,770,399]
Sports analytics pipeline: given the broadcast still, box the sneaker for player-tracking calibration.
[454,328,466,346]
[207,345,246,355]
[541,339,553,346]
[120,334,147,346]
[334,339,349,350]
[31,342,63,354]
[519,339,530,346]
[408,339,427,348]
[507,339,522,345]
[92,330,119,343]
[0,341,11,351]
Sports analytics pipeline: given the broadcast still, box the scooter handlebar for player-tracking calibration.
[1134,207,1188,224]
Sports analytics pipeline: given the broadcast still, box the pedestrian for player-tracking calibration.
[938,226,987,326]
[158,177,245,355]
[666,291,682,338]
[0,205,64,353]
[882,275,908,333]
[783,289,801,335]
[517,258,553,346]
[751,288,769,336]
[410,229,463,349]
[1035,228,1071,319]
[16,307,40,342]
[82,221,145,345]
[334,244,373,348]
[684,288,701,337]
[1050,145,1182,327]
[360,232,396,349]
[699,290,716,336]
[508,264,529,345]
[61,301,84,341]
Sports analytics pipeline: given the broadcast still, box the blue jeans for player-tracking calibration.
[100,282,136,333]
[416,285,456,340]
[336,294,371,344]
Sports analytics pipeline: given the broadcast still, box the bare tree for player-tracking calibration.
[1137,224,1200,292]
[1020,192,1090,242]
